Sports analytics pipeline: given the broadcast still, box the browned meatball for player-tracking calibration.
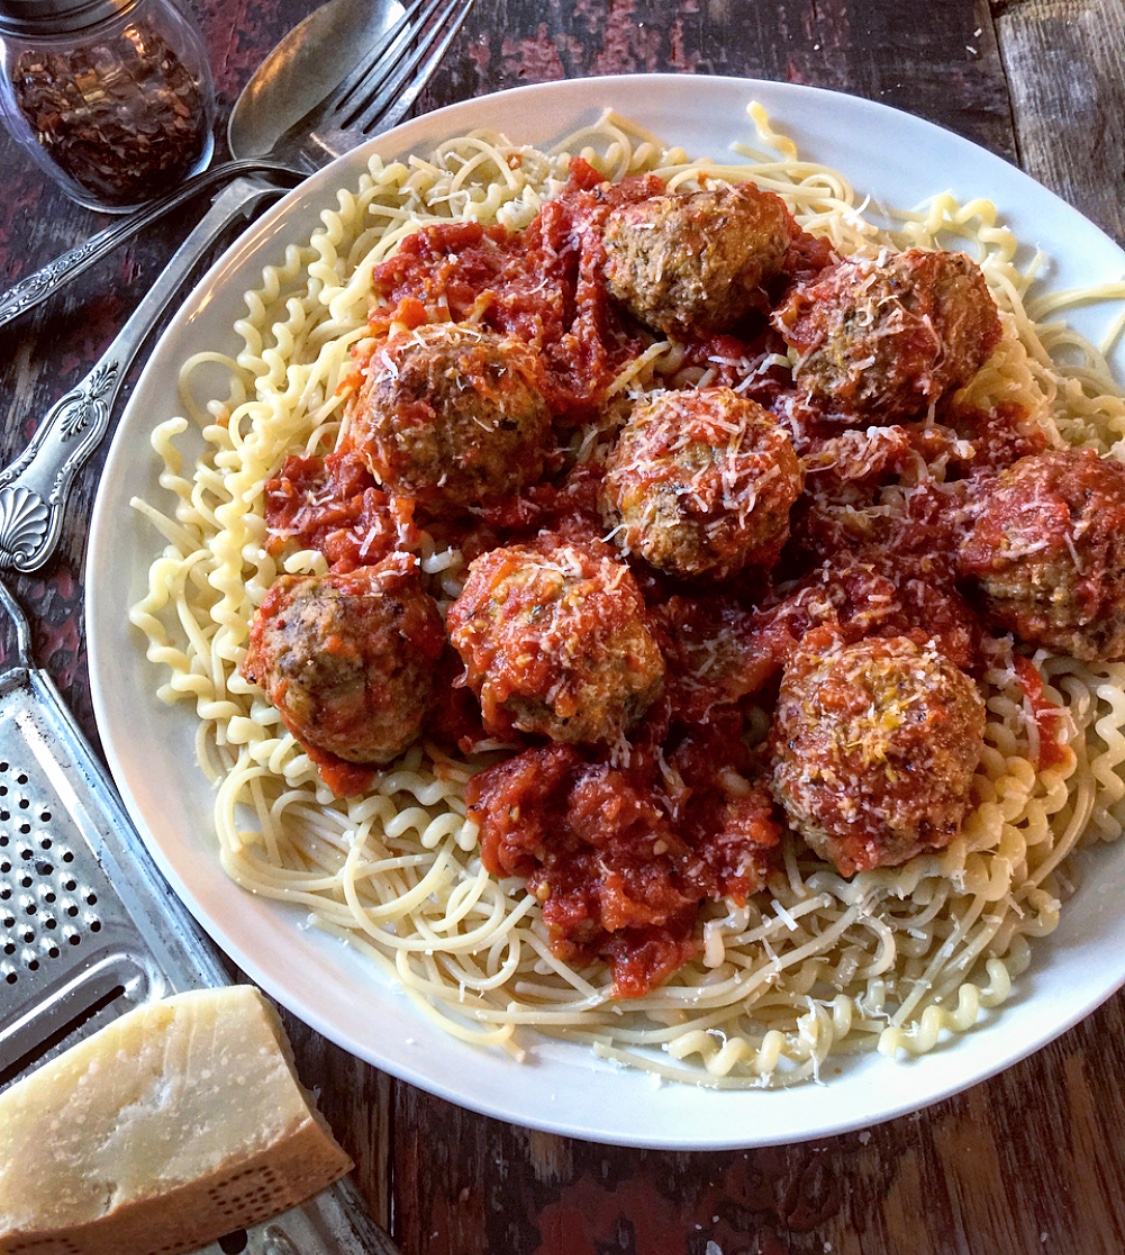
[772,248,1002,422]
[601,385,804,579]
[446,534,664,745]
[959,447,1125,660]
[602,183,795,338]
[770,630,986,876]
[349,322,551,515]
[243,555,446,766]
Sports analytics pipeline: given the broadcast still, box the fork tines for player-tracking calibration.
[333,0,476,136]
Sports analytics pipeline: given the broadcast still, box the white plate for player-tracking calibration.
[88,75,1125,1149]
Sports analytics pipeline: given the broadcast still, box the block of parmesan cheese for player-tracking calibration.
[0,985,353,1255]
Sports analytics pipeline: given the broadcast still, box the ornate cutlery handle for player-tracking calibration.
[0,159,301,332]
[0,177,287,573]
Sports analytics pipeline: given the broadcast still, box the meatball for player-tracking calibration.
[243,555,446,767]
[959,447,1125,660]
[602,183,795,338]
[349,322,551,515]
[601,385,804,579]
[771,631,986,876]
[772,247,1002,421]
[446,534,665,745]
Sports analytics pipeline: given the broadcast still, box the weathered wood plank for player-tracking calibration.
[993,0,1125,243]
[368,998,1125,1255]
[423,0,1017,158]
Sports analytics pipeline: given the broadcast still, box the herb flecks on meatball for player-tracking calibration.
[447,534,665,746]
[773,247,1002,422]
[243,555,446,774]
[602,182,795,339]
[601,385,804,580]
[350,322,552,516]
[770,630,986,877]
[959,447,1125,661]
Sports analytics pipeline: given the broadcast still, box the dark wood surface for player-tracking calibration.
[2,1,1124,1251]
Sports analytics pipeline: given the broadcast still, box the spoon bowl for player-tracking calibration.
[229,0,402,162]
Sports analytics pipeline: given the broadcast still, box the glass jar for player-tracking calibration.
[0,0,215,212]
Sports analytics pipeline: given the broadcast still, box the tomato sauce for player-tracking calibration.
[1012,654,1069,769]
[371,161,665,423]
[466,733,779,997]
[264,450,419,573]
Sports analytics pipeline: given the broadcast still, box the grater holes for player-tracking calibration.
[0,768,105,988]
[0,896,98,974]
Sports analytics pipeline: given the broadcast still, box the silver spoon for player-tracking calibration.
[0,0,403,330]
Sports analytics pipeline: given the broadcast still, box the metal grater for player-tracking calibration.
[0,578,399,1255]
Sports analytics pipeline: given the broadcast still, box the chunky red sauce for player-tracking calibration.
[371,159,662,424]
[1012,654,1068,770]
[262,165,1051,999]
[467,715,781,997]
[265,450,419,572]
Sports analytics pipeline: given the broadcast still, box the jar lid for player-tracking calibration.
[0,0,138,36]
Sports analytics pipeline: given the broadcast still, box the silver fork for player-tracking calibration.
[0,0,474,572]
[267,0,474,170]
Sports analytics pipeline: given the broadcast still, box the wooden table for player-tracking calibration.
[1,1,1124,1251]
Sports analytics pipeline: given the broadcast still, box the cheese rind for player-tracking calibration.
[0,985,353,1255]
